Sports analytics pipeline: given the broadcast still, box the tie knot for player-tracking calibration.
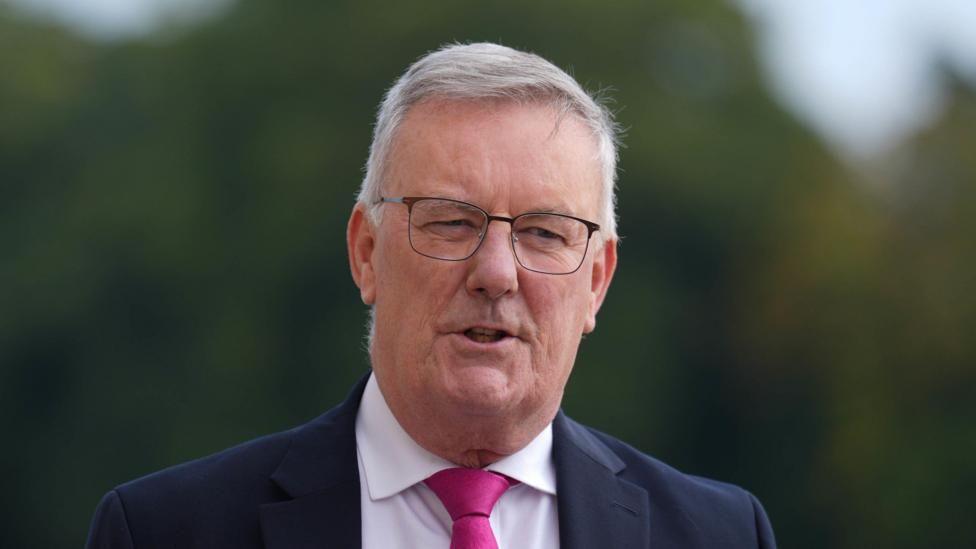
[424,468,515,521]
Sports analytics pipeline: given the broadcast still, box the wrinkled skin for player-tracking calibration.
[347,100,617,467]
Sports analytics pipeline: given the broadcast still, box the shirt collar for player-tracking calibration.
[355,372,557,501]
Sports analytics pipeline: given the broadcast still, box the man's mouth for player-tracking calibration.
[463,327,510,343]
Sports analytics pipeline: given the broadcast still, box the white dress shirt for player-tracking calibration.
[355,373,560,549]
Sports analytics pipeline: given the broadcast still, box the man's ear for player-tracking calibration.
[583,238,617,334]
[347,204,377,305]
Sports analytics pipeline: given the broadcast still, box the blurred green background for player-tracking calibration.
[2,0,974,547]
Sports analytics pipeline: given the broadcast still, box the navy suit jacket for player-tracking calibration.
[87,374,776,548]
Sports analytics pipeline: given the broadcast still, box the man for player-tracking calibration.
[87,42,776,548]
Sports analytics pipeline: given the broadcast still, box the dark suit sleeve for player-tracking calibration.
[749,492,777,549]
[86,490,135,549]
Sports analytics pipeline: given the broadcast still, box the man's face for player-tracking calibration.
[348,100,616,449]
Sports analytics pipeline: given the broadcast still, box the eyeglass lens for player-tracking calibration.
[406,198,591,274]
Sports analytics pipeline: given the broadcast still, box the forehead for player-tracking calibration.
[385,99,602,218]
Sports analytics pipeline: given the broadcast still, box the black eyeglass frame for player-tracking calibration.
[376,196,601,275]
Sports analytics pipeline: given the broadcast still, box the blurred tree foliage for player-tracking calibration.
[1,0,974,547]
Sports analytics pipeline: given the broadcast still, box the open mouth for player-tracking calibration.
[464,327,510,343]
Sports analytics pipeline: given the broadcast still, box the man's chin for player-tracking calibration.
[438,366,521,416]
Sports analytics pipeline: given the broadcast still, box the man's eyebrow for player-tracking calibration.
[413,193,578,218]
[522,206,574,216]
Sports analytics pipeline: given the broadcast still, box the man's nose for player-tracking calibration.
[465,220,519,299]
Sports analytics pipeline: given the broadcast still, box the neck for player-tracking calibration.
[376,377,557,469]
[453,449,507,469]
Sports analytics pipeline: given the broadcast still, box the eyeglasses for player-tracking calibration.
[376,196,600,275]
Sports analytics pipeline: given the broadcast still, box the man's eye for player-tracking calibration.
[522,227,565,242]
[429,218,478,228]
[422,218,482,233]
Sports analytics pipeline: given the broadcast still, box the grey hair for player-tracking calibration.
[356,42,621,239]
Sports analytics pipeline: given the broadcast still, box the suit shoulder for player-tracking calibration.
[588,425,745,492]
[88,376,370,548]
[116,426,297,501]
[571,420,776,547]
[100,426,299,548]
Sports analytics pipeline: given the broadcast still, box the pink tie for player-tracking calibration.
[425,468,517,549]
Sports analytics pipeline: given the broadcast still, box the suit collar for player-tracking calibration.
[259,372,370,549]
[554,411,651,549]
[257,375,652,548]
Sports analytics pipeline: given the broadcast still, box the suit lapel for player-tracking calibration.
[259,374,369,549]
[256,378,654,548]
[553,412,651,549]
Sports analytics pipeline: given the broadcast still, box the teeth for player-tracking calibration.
[465,328,506,343]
